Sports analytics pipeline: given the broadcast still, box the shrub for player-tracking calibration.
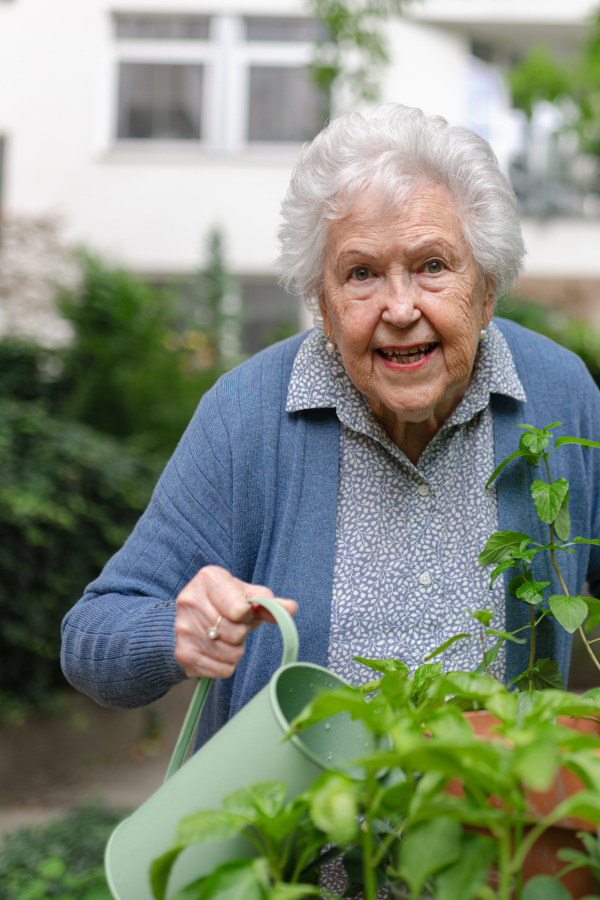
[54,252,222,456]
[0,803,125,900]
[0,398,159,710]
[496,298,600,389]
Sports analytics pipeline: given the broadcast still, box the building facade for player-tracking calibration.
[1,0,600,345]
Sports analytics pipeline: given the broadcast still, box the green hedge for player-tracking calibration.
[0,803,125,899]
[0,398,159,712]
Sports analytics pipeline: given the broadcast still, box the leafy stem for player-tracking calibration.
[527,603,536,687]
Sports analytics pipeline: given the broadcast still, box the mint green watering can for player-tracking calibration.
[104,598,371,900]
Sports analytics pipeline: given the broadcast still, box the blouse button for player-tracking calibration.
[419,571,432,586]
[418,484,430,497]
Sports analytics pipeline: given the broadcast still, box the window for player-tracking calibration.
[113,13,329,149]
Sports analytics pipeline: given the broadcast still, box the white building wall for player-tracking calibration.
[1,0,600,296]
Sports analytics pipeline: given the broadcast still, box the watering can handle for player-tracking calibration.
[164,596,299,782]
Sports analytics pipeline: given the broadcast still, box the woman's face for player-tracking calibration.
[318,184,495,439]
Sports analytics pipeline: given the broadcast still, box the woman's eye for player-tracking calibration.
[351,267,372,281]
[424,260,445,274]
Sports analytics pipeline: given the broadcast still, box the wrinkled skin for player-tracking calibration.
[175,566,297,679]
[318,184,495,465]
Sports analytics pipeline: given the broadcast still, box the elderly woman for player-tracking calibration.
[61,104,600,744]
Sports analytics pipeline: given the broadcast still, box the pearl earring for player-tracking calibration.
[480,322,487,340]
[326,338,336,356]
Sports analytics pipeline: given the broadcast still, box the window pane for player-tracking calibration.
[245,17,328,42]
[248,67,328,142]
[240,281,300,354]
[117,63,203,140]
[115,15,209,41]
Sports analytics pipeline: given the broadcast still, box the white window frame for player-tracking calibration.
[110,13,325,153]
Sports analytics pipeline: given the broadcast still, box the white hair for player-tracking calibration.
[277,104,525,317]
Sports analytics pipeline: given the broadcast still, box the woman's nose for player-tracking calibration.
[380,277,421,327]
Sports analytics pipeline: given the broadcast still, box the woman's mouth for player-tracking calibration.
[377,342,437,365]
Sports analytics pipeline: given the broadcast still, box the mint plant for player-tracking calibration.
[478,423,600,691]
[429,423,600,692]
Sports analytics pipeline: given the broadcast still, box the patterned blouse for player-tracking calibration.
[287,322,526,686]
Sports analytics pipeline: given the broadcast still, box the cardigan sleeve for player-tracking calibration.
[60,384,235,709]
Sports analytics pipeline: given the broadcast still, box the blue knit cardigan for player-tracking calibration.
[61,319,600,748]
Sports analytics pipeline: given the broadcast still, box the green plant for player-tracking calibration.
[152,664,600,900]
[479,423,600,691]
[508,11,600,157]
[151,422,600,900]
[54,251,221,456]
[0,803,125,900]
[495,302,600,395]
[308,0,413,105]
[0,398,159,709]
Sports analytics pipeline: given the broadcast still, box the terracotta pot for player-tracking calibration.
[453,710,600,899]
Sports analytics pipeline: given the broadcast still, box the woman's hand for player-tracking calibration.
[174,565,297,679]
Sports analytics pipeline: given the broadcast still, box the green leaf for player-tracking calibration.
[176,809,249,846]
[169,876,209,900]
[198,859,268,900]
[532,658,565,691]
[520,431,549,455]
[435,834,497,900]
[521,875,571,900]
[424,633,471,661]
[571,537,600,547]
[151,848,183,900]
[309,773,358,843]
[488,558,521,587]
[398,818,462,897]
[353,657,409,678]
[554,495,571,541]
[412,663,443,702]
[554,436,600,452]
[223,782,287,820]
[516,580,550,605]
[547,594,589,633]
[485,450,524,488]
[478,531,532,566]
[531,478,569,524]
[468,609,494,626]
[485,629,526,644]
[508,574,527,597]
[584,596,600,632]
[513,737,559,791]
[38,857,67,880]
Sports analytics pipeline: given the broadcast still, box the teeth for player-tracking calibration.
[380,343,435,363]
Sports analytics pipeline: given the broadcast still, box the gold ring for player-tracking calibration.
[207,615,223,641]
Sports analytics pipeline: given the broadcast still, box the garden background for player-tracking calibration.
[4,0,600,897]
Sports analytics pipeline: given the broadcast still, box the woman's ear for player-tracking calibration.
[317,291,333,339]
[482,280,495,327]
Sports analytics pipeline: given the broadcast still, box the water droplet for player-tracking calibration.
[324,722,331,730]
[327,752,333,760]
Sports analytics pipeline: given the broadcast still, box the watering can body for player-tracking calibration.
[104,599,370,900]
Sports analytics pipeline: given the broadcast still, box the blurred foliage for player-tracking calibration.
[508,10,600,156]
[496,297,600,389]
[0,397,159,709]
[0,236,236,709]
[0,803,125,899]
[308,0,412,105]
[54,251,223,456]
